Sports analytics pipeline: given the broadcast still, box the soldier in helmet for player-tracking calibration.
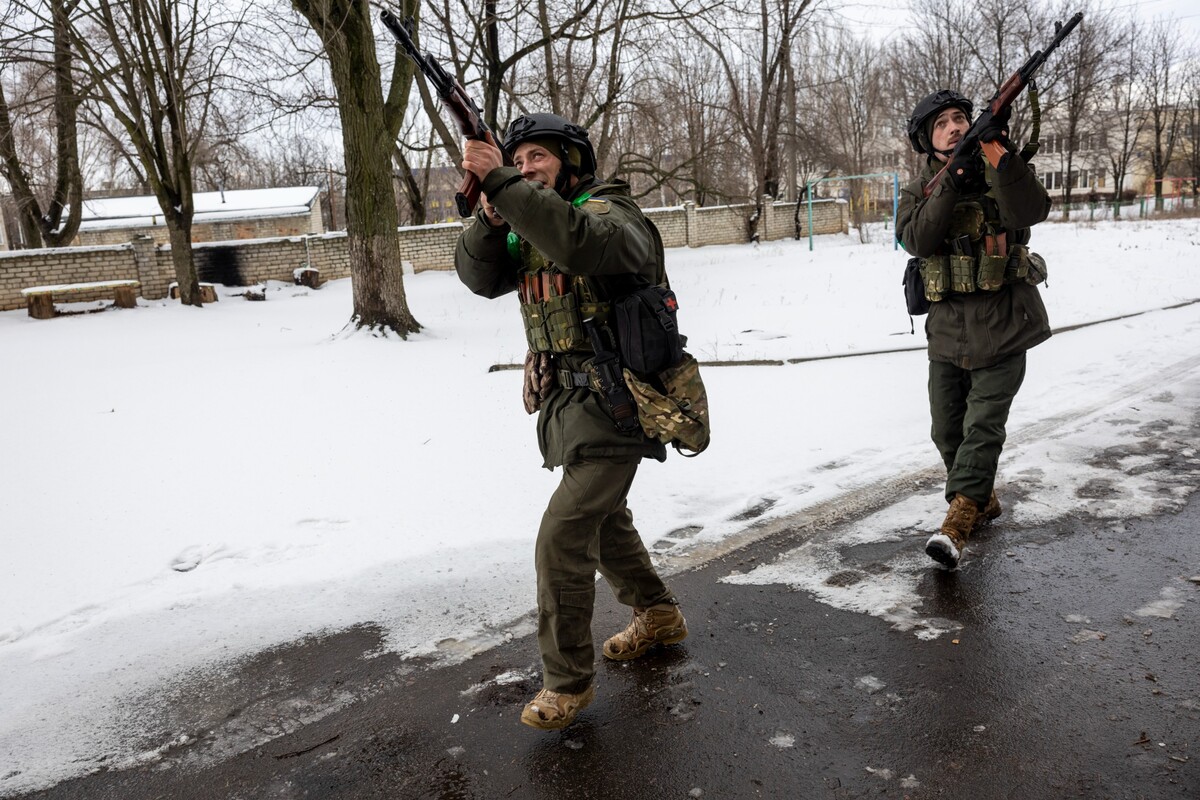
[455,113,688,730]
[897,89,1052,569]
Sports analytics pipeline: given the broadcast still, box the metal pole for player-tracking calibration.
[807,182,815,252]
[892,172,899,251]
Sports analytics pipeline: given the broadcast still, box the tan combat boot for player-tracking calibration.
[602,603,688,661]
[925,493,980,568]
[520,684,596,730]
[974,490,1002,531]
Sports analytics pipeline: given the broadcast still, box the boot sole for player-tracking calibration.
[925,534,961,569]
[602,627,688,661]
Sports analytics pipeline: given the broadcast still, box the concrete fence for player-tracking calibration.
[0,197,846,313]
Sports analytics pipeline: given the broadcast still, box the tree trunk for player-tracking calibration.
[165,213,202,307]
[323,0,420,335]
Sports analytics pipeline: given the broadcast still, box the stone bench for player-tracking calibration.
[21,280,140,319]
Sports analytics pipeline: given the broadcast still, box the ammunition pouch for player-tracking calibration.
[921,244,1040,300]
[520,271,605,354]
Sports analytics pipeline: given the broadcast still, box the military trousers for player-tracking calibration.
[928,352,1027,505]
[535,458,673,694]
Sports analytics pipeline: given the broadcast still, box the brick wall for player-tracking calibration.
[0,198,849,312]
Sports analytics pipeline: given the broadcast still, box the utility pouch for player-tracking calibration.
[521,301,552,353]
[544,292,586,353]
[623,352,711,456]
[1003,244,1026,283]
[615,286,684,374]
[977,253,1008,291]
[1025,251,1048,286]
[921,256,949,302]
[903,258,930,315]
[950,255,977,294]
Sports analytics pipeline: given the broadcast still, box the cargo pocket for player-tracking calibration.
[556,588,595,650]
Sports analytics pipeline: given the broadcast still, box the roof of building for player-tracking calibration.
[75,187,321,231]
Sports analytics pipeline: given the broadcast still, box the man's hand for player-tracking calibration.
[462,138,505,181]
[978,105,1013,150]
[479,193,504,228]
[947,145,984,193]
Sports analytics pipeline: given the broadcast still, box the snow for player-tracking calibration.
[78,187,320,221]
[71,187,320,232]
[2,217,1200,794]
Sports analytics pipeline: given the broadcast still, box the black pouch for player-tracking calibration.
[614,286,684,374]
[903,257,930,316]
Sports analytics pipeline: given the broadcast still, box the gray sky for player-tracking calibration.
[832,0,1200,46]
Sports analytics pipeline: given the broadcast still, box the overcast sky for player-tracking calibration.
[832,0,1200,45]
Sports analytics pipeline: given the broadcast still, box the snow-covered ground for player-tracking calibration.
[2,217,1199,795]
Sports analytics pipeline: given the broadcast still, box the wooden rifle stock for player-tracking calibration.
[379,8,505,217]
[922,11,1083,198]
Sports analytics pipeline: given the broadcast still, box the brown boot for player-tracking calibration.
[602,603,688,661]
[925,493,979,568]
[974,491,1002,531]
[520,684,596,730]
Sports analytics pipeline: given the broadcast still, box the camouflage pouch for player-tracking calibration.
[1025,251,1048,286]
[622,352,710,456]
[976,253,1007,291]
[544,292,586,353]
[950,255,977,293]
[948,202,984,239]
[921,256,949,302]
[521,301,551,352]
[1002,244,1030,283]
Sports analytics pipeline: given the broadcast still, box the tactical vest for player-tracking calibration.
[512,192,612,357]
[920,190,1033,303]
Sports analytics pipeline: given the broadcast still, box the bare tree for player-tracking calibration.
[62,0,244,306]
[1141,18,1185,211]
[676,0,816,238]
[291,0,420,335]
[1100,14,1145,216]
[815,27,886,237]
[0,0,84,248]
[1182,55,1200,205]
[1046,2,1121,220]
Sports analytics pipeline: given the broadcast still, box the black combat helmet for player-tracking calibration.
[503,113,598,176]
[906,90,974,155]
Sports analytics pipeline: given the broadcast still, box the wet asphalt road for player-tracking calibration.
[23,482,1199,800]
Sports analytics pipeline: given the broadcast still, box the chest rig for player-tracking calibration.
[512,191,613,356]
[920,188,1032,302]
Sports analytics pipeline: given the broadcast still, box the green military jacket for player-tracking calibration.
[897,153,1053,370]
[455,166,667,469]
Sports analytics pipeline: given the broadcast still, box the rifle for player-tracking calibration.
[924,11,1084,197]
[379,9,505,217]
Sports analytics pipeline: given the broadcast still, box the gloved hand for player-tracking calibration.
[977,104,1013,149]
[946,144,984,193]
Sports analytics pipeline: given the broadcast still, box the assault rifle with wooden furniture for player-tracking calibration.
[924,11,1084,198]
[379,8,506,217]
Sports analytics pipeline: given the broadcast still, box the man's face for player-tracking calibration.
[513,142,562,187]
[930,107,969,156]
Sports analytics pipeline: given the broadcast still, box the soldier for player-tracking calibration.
[455,113,688,730]
[897,89,1052,569]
